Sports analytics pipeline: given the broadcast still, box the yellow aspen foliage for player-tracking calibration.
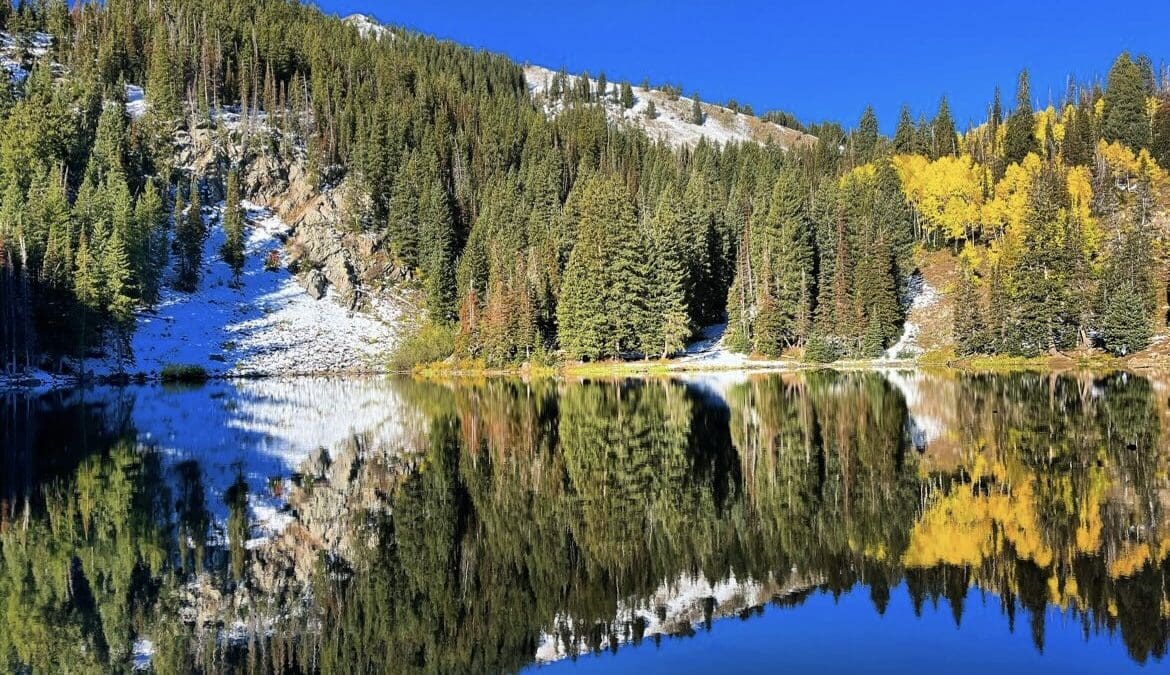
[840,162,877,187]
[893,154,983,241]
[1096,139,1168,189]
[982,152,1042,237]
[1065,165,1100,253]
[1094,96,1105,121]
[1034,105,1064,145]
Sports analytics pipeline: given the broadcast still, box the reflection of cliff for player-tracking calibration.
[5,372,1170,672]
[535,573,818,663]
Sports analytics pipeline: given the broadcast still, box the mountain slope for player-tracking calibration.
[524,65,815,150]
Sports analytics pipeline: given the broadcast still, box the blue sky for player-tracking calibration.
[314,0,1170,132]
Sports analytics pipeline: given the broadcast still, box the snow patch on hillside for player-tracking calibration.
[92,203,397,378]
[524,65,813,150]
[344,14,395,41]
[125,84,146,120]
[884,273,939,360]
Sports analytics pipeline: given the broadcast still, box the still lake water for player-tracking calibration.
[1,371,1168,673]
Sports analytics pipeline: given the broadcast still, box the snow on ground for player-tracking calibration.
[524,65,813,150]
[883,273,939,361]
[93,202,397,378]
[344,14,396,41]
[679,323,751,368]
[125,84,146,120]
[0,31,32,83]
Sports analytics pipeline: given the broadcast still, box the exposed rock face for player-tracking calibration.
[175,121,400,313]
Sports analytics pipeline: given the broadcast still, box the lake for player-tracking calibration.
[1,371,1167,673]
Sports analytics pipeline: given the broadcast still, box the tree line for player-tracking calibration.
[0,1,1168,373]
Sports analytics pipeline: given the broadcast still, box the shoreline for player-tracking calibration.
[0,350,1145,392]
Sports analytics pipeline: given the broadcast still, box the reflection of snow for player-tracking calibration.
[92,377,423,547]
[131,638,154,672]
[881,369,944,449]
[536,572,811,663]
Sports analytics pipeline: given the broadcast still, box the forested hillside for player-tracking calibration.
[0,0,1167,377]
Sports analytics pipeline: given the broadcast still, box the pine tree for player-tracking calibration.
[645,99,657,119]
[853,106,880,164]
[893,105,918,154]
[1152,95,1170,168]
[101,223,135,369]
[620,81,634,109]
[220,169,245,286]
[135,180,166,305]
[952,267,984,355]
[1102,52,1151,151]
[175,181,204,292]
[595,72,607,102]
[1003,70,1037,166]
[1100,283,1151,356]
[648,190,691,358]
[73,228,100,360]
[557,174,650,360]
[932,96,957,158]
[419,172,456,322]
[691,93,703,125]
[146,23,179,121]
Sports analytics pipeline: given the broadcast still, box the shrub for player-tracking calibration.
[388,321,456,371]
[160,363,210,383]
[803,335,839,363]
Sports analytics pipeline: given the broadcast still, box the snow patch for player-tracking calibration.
[524,65,812,150]
[92,202,397,378]
[344,14,395,41]
[125,84,146,120]
[680,323,750,368]
[883,273,939,361]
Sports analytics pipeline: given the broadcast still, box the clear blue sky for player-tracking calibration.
[312,0,1170,132]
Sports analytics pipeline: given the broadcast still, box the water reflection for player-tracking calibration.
[1,371,1168,673]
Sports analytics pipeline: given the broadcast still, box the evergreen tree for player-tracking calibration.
[645,99,657,119]
[557,174,650,360]
[1152,95,1170,168]
[691,93,703,125]
[1003,70,1037,166]
[1102,52,1152,151]
[620,81,634,109]
[135,180,167,305]
[853,106,880,164]
[175,181,203,292]
[931,96,957,158]
[1100,283,1151,356]
[145,23,179,121]
[952,266,984,355]
[220,169,245,286]
[893,105,918,154]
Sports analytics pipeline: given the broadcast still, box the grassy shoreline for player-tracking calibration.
[412,350,1134,380]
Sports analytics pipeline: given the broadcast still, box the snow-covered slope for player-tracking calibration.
[343,14,396,41]
[93,202,399,378]
[524,65,815,150]
[340,13,811,151]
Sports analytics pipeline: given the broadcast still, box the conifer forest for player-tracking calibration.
[0,0,1167,374]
